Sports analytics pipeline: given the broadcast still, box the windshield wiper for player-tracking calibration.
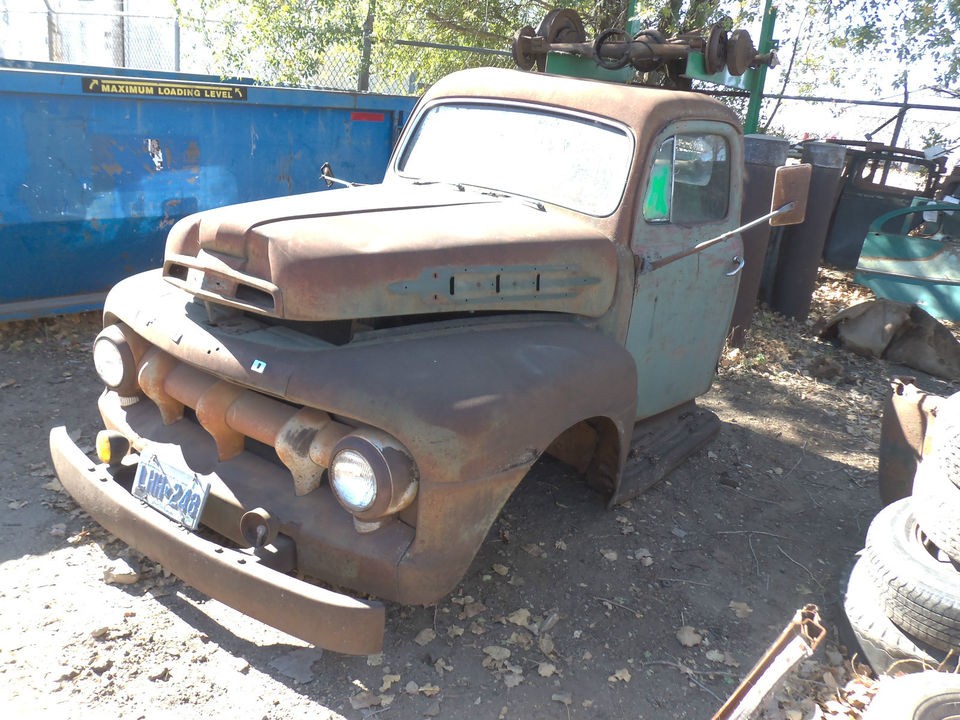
[459,183,546,211]
[413,179,465,191]
[411,179,545,211]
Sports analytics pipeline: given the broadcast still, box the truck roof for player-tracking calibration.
[422,67,742,140]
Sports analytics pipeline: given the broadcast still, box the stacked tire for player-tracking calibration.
[863,671,960,719]
[844,393,960,675]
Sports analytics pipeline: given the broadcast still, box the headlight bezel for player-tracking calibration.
[329,431,418,521]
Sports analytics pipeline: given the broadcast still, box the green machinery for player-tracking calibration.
[511,0,779,134]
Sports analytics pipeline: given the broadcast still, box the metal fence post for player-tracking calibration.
[174,17,181,72]
[113,0,126,68]
[358,0,376,92]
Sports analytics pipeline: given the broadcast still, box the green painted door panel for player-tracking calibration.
[626,248,741,419]
[626,121,744,420]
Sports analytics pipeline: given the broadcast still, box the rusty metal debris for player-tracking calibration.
[879,378,942,505]
[821,299,960,382]
[712,605,826,720]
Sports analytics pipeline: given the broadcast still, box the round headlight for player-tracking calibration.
[92,324,140,396]
[328,431,418,521]
[330,449,377,511]
[93,336,125,387]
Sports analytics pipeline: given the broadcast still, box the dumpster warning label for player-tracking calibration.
[82,77,248,101]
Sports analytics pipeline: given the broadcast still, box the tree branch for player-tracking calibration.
[763,8,810,132]
[425,11,507,43]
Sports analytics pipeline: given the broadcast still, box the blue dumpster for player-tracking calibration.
[0,59,415,320]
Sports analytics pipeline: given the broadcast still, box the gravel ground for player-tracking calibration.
[1,270,956,719]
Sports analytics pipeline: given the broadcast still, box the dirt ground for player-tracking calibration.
[1,270,956,720]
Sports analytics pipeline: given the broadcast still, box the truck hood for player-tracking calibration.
[162,184,618,322]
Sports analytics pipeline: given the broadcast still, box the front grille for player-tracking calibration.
[137,345,351,496]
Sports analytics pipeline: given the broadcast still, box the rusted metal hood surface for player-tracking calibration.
[164,184,617,321]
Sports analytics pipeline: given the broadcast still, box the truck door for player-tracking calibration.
[824,147,943,269]
[625,121,744,420]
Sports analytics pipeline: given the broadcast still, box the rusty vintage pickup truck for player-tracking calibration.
[50,67,807,654]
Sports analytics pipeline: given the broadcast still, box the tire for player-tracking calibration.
[926,391,960,492]
[863,671,960,720]
[843,557,949,674]
[914,458,960,561]
[864,498,960,653]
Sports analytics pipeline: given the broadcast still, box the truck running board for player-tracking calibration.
[611,401,721,506]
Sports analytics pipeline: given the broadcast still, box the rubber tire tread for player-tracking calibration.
[863,671,960,720]
[843,557,948,674]
[925,391,960,492]
[864,498,960,653]
[913,458,960,561]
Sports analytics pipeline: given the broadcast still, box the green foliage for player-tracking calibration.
[174,0,367,86]
[174,0,958,96]
[816,0,960,88]
[376,1,637,90]
[921,127,956,154]
[627,0,741,34]
[174,1,755,91]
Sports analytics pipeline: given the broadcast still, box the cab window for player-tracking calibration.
[643,134,729,224]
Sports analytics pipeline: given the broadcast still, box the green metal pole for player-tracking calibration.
[626,0,640,36]
[744,0,777,134]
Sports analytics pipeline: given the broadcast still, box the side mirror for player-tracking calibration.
[769,163,812,227]
[320,161,336,188]
[319,161,359,189]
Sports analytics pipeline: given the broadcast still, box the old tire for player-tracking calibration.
[926,391,960,491]
[843,558,948,674]
[863,671,960,719]
[864,498,960,653]
[914,458,960,561]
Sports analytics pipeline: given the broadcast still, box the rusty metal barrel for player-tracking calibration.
[769,142,847,321]
[728,135,790,347]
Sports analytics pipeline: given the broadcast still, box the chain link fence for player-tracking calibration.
[0,3,512,94]
[366,40,514,95]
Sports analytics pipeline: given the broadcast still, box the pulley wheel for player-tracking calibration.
[537,8,586,44]
[726,28,755,76]
[704,24,727,75]
[512,25,540,71]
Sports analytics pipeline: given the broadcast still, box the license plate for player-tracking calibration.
[132,447,210,531]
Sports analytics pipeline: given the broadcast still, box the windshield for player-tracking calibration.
[396,102,634,217]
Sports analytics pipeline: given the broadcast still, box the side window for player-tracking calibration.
[642,133,730,224]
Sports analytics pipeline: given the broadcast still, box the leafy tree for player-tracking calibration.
[815,0,959,88]
[373,1,638,92]
[921,127,957,156]
[635,0,733,35]
[175,0,958,102]
[173,0,368,87]
[174,1,745,91]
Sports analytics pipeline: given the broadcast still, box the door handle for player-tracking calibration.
[725,255,745,277]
